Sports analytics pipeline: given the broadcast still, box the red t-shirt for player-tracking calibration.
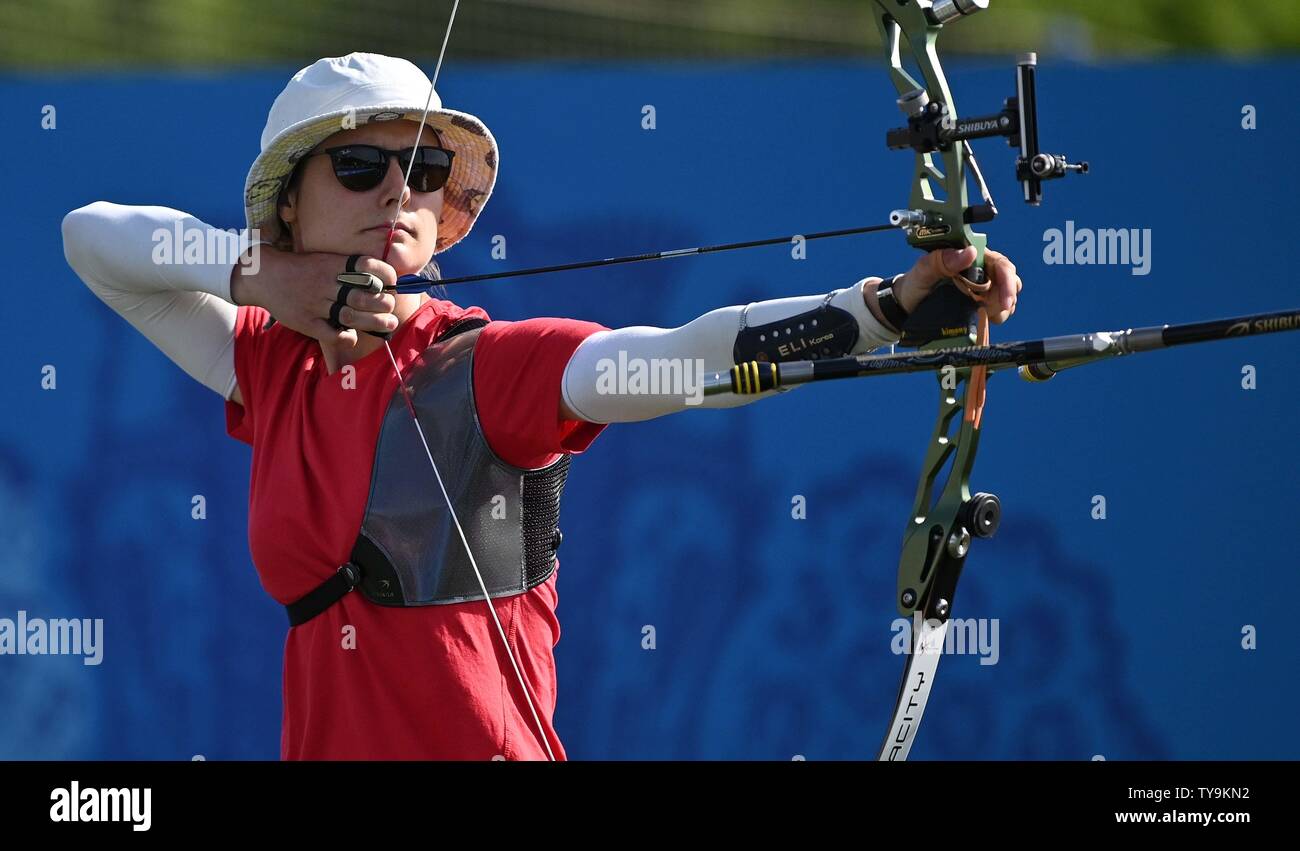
[224,298,607,760]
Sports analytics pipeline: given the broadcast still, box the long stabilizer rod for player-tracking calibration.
[704,308,1300,396]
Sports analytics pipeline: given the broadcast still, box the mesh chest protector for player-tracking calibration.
[285,318,570,626]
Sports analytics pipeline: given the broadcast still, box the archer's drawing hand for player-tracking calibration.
[893,246,1023,325]
[230,248,399,346]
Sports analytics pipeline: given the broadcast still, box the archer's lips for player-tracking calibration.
[368,223,414,234]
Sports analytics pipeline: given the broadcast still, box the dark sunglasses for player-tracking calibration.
[300,144,455,193]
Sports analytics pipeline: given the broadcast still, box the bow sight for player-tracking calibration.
[885,52,1089,212]
[871,0,1087,352]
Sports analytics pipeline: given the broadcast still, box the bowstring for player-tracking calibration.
[377,0,558,762]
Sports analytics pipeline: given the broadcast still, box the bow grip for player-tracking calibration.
[898,251,985,348]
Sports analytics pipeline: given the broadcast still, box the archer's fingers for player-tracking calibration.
[980,249,1019,324]
[926,246,979,282]
[335,302,399,334]
[307,318,360,349]
[331,286,397,328]
[325,259,398,331]
[348,255,399,290]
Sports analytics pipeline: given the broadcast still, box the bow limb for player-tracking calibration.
[868,0,997,761]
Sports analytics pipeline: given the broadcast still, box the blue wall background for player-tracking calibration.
[1,57,1297,760]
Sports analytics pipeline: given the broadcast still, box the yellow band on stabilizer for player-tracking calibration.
[731,361,779,394]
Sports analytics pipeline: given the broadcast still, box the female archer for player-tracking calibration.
[61,52,1023,760]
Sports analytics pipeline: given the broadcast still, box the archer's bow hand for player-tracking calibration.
[892,246,1022,325]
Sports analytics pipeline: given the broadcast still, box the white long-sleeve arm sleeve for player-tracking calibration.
[561,279,901,423]
[61,201,257,400]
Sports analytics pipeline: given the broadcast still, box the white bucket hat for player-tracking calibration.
[243,52,497,255]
